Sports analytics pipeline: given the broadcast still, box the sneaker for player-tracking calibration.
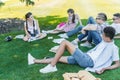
[71,39,78,48]
[42,30,53,34]
[28,53,35,65]
[81,37,87,41]
[58,33,68,38]
[39,64,57,73]
[80,42,92,48]
[42,30,49,34]
[49,46,58,53]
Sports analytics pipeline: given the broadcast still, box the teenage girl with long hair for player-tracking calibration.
[43,8,82,34]
[23,12,47,41]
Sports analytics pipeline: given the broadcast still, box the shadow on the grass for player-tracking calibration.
[1,16,119,80]
[35,15,88,30]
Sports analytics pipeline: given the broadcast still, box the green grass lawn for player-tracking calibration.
[0,17,120,80]
[0,0,120,80]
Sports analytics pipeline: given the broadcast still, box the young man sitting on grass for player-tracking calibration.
[28,27,120,74]
[111,13,120,38]
[71,13,108,48]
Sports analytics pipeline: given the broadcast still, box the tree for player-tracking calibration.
[0,1,5,7]
[0,0,35,7]
[20,0,35,6]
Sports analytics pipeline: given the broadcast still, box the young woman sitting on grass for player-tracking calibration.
[23,12,47,42]
[43,8,82,34]
[28,27,120,74]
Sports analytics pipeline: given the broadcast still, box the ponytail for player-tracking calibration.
[33,20,36,36]
[25,12,32,34]
[26,20,28,32]
[72,14,75,23]
[67,8,75,23]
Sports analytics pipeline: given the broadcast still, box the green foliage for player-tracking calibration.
[20,0,35,6]
[0,1,5,7]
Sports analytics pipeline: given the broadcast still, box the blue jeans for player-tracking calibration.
[78,17,98,44]
[87,16,96,24]
[66,25,83,37]
[78,31,89,41]
[87,31,102,45]
[66,16,96,37]
[78,30,102,45]
[67,48,94,68]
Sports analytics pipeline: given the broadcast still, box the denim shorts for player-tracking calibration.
[28,30,39,37]
[67,48,94,68]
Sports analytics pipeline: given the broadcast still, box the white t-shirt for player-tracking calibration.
[96,22,109,34]
[111,23,120,34]
[24,20,38,34]
[86,40,119,72]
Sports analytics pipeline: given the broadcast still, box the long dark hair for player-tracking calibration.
[67,8,75,23]
[25,12,35,36]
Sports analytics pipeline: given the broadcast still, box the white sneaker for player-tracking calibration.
[28,53,35,65]
[58,33,68,38]
[42,30,49,34]
[42,30,54,34]
[80,42,92,48]
[81,37,87,41]
[71,39,78,48]
[39,64,57,73]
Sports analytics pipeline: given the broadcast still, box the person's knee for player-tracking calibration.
[91,32,102,45]
[88,16,94,20]
[88,16,96,24]
[23,38,28,41]
[61,40,67,44]
[23,36,29,41]
[61,40,71,46]
[78,26,83,30]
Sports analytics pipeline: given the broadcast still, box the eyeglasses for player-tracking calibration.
[112,18,118,20]
[96,18,102,20]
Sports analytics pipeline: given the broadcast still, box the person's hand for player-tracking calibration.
[81,29,86,34]
[27,33,31,38]
[95,68,106,74]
